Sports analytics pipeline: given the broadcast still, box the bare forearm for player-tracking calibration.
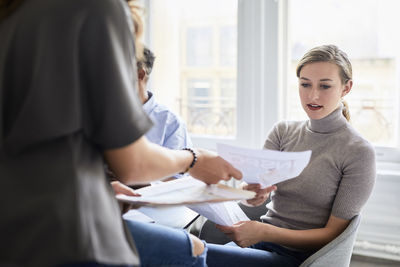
[128,142,192,183]
[261,216,349,250]
[104,136,242,185]
[104,137,192,184]
[261,225,336,250]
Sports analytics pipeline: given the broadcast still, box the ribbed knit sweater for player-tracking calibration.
[261,106,376,230]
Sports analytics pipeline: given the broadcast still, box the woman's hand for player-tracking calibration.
[111,181,141,213]
[216,221,268,247]
[241,183,277,206]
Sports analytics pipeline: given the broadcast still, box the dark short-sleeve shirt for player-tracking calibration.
[0,0,152,266]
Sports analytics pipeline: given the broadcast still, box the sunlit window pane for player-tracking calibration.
[220,25,237,67]
[287,0,400,147]
[186,27,213,67]
[149,0,238,137]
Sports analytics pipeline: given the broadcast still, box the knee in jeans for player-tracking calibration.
[189,234,204,257]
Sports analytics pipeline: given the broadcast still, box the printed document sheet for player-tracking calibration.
[188,201,249,226]
[217,143,311,187]
[116,176,256,206]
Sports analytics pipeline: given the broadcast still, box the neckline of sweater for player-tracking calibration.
[306,105,348,134]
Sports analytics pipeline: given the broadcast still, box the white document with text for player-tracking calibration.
[187,201,249,226]
[217,143,311,187]
[116,176,255,206]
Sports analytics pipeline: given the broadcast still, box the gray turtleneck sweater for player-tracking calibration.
[261,106,376,230]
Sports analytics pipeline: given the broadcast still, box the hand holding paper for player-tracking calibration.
[216,220,266,247]
[241,183,277,207]
[217,143,311,187]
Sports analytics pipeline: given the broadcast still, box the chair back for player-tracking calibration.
[300,214,361,267]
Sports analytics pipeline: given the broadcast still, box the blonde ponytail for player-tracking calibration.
[342,99,350,122]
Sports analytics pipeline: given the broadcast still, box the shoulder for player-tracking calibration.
[27,0,128,20]
[16,0,132,38]
[148,101,185,128]
[54,0,133,35]
[264,120,306,150]
[345,125,375,154]
[341,125,376,164]
[152,102,182,121]
[77,0,131,29]
[72,0,128,16]
[271,120,306,136]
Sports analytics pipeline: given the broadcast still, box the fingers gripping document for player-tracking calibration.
[217,143,312,187]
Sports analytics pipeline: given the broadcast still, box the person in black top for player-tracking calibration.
[0,0,242,266]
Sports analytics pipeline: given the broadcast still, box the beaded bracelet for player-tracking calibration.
[180,148,197,174]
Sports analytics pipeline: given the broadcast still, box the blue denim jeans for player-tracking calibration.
[58,264,133,267]
[59,220,206,267]
[126,220,207,267]
[206,241,313,267]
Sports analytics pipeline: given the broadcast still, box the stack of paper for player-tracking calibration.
[188,201,249,226]
[116,176,256,206]
[123,209,155,224]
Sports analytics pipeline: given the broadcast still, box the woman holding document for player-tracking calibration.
[206,45,376,266]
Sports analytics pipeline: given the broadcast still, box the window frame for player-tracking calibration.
[145,0,400,164]
[192,0,282,150]
[145,0,400,259]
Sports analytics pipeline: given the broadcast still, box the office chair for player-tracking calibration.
[300,214,361,267]
[199,203,361,267]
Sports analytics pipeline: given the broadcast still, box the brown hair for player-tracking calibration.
[0,0,23,20]
[296,45,352,121]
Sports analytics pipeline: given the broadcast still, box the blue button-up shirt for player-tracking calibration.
[143,92,193,179]
[143,92,192,149]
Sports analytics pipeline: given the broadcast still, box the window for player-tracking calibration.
[286,0,400,148]
[146,0,280,149]
[146,0,400,260]
[146,0,237,140]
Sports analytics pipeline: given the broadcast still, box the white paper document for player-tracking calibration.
[116,176,256,206]
[188,201,249,226]
[217,143,312,187]
[123,209,155,224]
[124,205,198,229]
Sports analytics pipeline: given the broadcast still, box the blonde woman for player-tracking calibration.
[206,45,376,267]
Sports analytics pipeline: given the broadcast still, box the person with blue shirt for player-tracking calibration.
[137,46,192,152]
